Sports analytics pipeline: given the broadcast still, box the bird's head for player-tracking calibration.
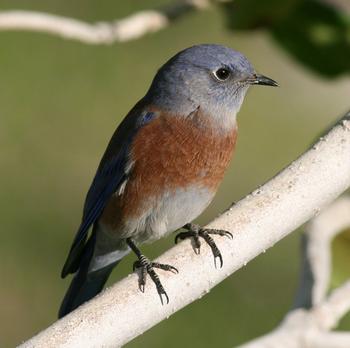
[147,44,278,130]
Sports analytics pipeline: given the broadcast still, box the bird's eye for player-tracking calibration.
[213,68,231,81]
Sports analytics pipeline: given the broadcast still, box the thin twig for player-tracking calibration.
[0,1,225,44]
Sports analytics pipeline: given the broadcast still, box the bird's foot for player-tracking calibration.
[127,238,178,305]
[132,258,178,304]
[175,223,232,268]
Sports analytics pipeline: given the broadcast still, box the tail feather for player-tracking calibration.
[58,234,119,318]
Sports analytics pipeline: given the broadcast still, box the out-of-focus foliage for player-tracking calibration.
[222,0,350,77]
[0,1,349,347]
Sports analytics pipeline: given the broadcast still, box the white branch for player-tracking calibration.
[20,112,350,348]
[238,193,350,347]
[306,196,350,305]
[0,1,220,44]
[315,280,350,330]
[239,281,350,348]
[293,196,350,309]
[309,332,350,348]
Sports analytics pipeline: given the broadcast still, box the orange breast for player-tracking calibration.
[100,110,237,228]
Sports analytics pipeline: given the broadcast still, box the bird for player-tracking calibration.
[59,44,278,318]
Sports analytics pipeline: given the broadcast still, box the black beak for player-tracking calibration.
[247,74,279,87]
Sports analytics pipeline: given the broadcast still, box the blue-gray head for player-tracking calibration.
[147,44,277,129]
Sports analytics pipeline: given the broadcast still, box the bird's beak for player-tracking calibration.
[246,74,279,87]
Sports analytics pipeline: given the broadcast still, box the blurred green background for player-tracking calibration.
[0,1,349,347]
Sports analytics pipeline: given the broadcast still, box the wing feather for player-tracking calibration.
[61,101,155,277]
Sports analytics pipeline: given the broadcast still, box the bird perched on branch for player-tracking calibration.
[59,44,277,318]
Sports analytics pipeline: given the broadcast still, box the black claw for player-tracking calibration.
[169,266,179,274]
[126,238,176,304]
[159,291,169,305]
[193,235,201,250]
[218,230,233,239]
[164,292,169,304]
[135,264,147,291]
[175,232,186,244]
[152,262,179,274]
[175,224,231,267]
[221,231,233,239]
[214,254,223,269]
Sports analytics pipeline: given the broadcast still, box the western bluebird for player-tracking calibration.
[59,44,277,318]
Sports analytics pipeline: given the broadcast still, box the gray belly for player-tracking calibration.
[134,185,216,243]
[91,185,215,271]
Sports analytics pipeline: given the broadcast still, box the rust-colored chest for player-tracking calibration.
[101,112,237,225]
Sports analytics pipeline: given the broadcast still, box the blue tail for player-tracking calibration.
[58,234,119,318]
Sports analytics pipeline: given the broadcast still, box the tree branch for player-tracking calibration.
[294,196,350,309]
[239,195,350,347]
[0,0,224,44]
[239,281,350,348]
[305,197,350,306]
[20,111,350,347]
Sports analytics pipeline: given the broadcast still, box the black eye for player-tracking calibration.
[214,68,230,81]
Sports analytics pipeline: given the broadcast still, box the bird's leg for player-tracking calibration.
[175,223,232,268]
[126,238,178,304]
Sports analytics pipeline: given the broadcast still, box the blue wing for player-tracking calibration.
[61,105,155,277]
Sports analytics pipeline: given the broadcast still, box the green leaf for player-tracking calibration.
[222,0,300,30]
[271,0,350,77]
[222,0,350,77]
